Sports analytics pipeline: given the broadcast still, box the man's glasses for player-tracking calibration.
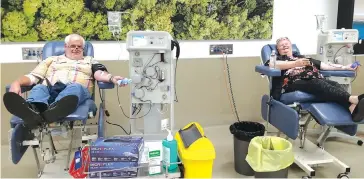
[68,45,84,50]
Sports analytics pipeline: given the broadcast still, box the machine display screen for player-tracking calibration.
[333,32,344,41]
[132,35,148,47]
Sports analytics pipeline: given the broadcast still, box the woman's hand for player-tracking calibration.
[344,64,358,71]
[294,58,311,67]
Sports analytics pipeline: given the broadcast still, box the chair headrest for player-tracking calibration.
[42,41,94,60]
[261,44,301,64]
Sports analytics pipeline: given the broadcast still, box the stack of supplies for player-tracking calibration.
[89,136,144,178]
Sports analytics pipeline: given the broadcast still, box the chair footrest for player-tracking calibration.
[301,102,364,126]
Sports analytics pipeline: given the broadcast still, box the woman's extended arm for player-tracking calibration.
[320,62,356,71]
[269,58,309,70]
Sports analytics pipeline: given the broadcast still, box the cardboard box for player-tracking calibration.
[88,162,138,178]
[90,136,144,162]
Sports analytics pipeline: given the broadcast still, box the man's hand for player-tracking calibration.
[111,76,128,87]
[9,81,21,95]
[294,58,311,67]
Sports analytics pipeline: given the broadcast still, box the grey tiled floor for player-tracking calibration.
[1,125,363,178]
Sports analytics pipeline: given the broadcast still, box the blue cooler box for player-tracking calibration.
[90,136,144,162]
[88,162,138,178]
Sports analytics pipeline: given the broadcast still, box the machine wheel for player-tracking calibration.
[357,140,363,146]
[302,176,312,179]
[337,173,349,179]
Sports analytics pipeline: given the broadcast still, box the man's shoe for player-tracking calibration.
[3,92,43,129]
[352,99,364,123]
[42,95,79,124]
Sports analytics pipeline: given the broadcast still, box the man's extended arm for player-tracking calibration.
[14,58,52,86]
[93,70,113,82]
[91,63,126,86]
[8,58,51,94]
[13,75,33,86]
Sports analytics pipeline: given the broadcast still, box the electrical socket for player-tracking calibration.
[209,44,233,55]
[22,47,43,60]
[161,118,169,130]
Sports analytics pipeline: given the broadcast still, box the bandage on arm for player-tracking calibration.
[24,74,41,85]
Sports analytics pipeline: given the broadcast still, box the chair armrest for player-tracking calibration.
[255,65,281,77]
[320,70,356,78]
[97,81,115,89]
[5,85,34,93]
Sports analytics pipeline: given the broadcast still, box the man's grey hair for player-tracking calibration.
[65,34,85,47]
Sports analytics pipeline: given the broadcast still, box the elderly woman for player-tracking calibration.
[266,37,363,122]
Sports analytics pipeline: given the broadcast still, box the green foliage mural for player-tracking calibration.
[1,0,273,42]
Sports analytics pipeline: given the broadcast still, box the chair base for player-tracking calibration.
[291,138,350,178]
[9,122,98,178]
[285,116,350,178]
[270,113,351,178]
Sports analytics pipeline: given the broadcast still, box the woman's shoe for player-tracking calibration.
[352,99,364,123]
[359,94,364,101]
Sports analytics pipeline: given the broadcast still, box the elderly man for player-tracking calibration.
[3,34,126,129]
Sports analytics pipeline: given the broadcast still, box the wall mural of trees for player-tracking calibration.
[1,0,274,42]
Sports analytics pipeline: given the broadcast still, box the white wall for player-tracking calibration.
[354,0,364,21]
[0,0,339,63]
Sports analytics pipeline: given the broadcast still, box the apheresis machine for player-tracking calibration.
[316,28,359,92]
[126,31,180,140]
[79,31,183,178]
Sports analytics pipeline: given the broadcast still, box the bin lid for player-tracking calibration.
[178,137,216,161]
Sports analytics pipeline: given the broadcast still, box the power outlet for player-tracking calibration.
[210,44,233,55]
[22,47,43,60]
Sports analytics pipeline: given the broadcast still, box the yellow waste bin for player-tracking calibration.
[175,122,216,178]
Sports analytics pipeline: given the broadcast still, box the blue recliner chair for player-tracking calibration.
[255,44,364,178]
[6,41,114,177]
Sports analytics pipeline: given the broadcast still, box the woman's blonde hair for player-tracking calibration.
[276,37,290,45]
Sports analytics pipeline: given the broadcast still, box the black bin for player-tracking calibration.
[229,121,265,176]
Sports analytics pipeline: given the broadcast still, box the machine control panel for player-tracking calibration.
[326,29,359,44]
[126,31,175,104]
[127,31,172,51]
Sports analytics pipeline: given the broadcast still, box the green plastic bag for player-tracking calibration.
[245,136,294,172]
